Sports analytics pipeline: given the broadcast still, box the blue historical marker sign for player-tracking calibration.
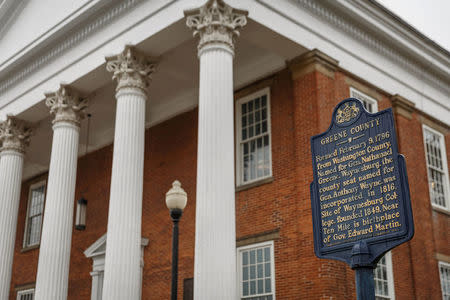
[310,98,414,268]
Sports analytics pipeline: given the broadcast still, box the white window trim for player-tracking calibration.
[439,261,450,300]
[422,124,450,211]
[84,233,148,300]
[350,87,378,112]
[23,180,46,248]
[374,251,395,300]
[235,87,273,187]
[237,240,276,300]
[16,288,34,299]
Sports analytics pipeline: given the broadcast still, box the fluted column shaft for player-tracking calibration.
[185,1,247,298]
[195,43,237,300]
[102,46,156,300]
[0,151,23,299]
[35,86,87,300]
[0,117,31,299]
[102,88,146,299]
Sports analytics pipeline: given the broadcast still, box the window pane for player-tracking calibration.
[238,92,272,185]
[250,280,256,294]
[424,128,449,208]
[264,247,270,261]
[250,250,256,265]
[243,266,249,281]
[242,103,247,114]
[257,279,264,294]
[243,252,248,265]
[243,282,249,296]
[257,249,263,263]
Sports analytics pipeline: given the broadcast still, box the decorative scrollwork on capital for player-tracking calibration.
[185,0,248,53]
[106,46,157,93]
[45,85,88,126]
[0,116,33,153]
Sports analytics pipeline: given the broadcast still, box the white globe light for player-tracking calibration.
[165,180,188,210]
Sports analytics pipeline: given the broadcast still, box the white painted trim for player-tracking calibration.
[16,288,34,300]
[386,251,395,300]
[84,233,149,300]
[439,261,450,300]
[22,179,46,248]
[349,87,378,112]
[235,87,273,187]
[250,0,449,125]
[422,125,450,211]
[237,240,276,300]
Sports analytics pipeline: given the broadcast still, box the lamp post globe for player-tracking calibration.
[165,180,187,300]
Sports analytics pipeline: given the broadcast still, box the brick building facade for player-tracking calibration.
[0,0,449,299]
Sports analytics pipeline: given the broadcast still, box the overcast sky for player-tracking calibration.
[377,0,450,52]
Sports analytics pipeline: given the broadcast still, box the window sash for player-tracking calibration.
[423,126,450,210]
[17,289,34,300]
[24,182,46,247]
[350,87,378,113]
[439,262,450,300]
[238,241,275,300]
[236,88,272,186]
[374,252,395,300]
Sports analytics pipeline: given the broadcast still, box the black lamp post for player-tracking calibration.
[165,180,187,300]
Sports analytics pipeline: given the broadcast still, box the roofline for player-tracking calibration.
[368,0,450,57]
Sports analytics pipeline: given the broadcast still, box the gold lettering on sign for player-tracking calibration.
[315,114,403,247]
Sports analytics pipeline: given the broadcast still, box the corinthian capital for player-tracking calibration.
[106,46,157,93]
[185,0,248,53]
[45,85,88,126]
[0,116,32,153]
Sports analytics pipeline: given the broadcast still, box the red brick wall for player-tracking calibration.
[9,64,449,299]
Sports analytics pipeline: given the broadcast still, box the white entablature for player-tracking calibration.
[0,0,448,182]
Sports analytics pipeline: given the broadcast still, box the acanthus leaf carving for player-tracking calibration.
[105,46,157,93]
[45,85,88,127]
[185,0,248,53]
[0,115,33,153]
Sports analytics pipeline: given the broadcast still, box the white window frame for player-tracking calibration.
[439,261,450,300]
[374,251,395,300]
[23,180,46,248]
[350,87,378,113]
[84,233,148,300]
[422,125,450,211]
[17,288,34,300]
[237,240,276,300]
[235,87,273,186]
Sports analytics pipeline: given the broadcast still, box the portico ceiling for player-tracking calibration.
[19,18,307,180]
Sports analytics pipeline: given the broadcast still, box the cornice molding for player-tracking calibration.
[289,0,450,95]
[0,0,145,96]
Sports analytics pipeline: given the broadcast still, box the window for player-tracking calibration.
[374,252,395,300]
[236,88,272,186]
[84,233,148,300]
[17,288,34,300]
[423,125,450,210]
[439,262,450,300]
[23,181,46,248]
[350,87,378,113]
[237,241,275,300]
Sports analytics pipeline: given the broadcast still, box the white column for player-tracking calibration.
[0,117,32,299]
[102,46,156,300]
[185,1,247,299]
[35,85,87,300]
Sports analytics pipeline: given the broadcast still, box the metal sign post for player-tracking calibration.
[310,98,414,299]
